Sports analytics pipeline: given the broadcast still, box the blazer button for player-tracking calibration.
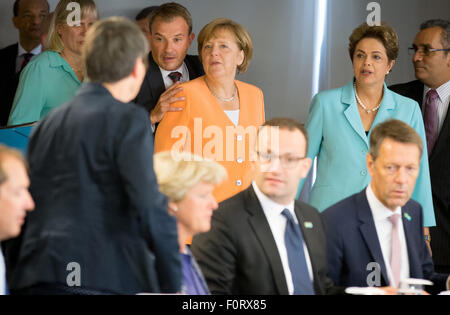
[361,170,367,176]
[236,180,242,186]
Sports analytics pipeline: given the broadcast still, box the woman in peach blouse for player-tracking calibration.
[155,18,265,202]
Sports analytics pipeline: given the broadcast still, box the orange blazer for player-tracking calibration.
[155,76,265,202]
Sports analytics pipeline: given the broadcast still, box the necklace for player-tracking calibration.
[354,82,381,114]
[205,78,237,102]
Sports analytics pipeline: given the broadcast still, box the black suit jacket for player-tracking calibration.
[191,186,338,295]
[0,43,19,126]
[323,189,449,294]
[3,83,181,294]
[135,53,204,112]
[390,80,450,267]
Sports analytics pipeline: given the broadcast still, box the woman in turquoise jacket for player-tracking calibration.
[8,0,98,126]
[299,23,435,227]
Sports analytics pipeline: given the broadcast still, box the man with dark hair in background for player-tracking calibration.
[135,2,204,129]
[135,6,157,45]
[390,19,450,273]
[0,0,49,126]
[4,17,180,295]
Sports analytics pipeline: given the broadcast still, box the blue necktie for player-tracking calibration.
[4,279,9,295]
[282,209,315,295]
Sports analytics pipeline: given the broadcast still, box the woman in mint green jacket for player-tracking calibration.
[8,0,98,126]
[298,23,435,227]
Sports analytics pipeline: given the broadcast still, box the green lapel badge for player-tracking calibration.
[304,222,313,229]
[404,212,412,221]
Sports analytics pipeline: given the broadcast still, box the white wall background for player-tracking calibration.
[1,0,449,123]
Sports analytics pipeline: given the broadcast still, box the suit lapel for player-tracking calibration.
[342,81,368,146]
[401,206,421,278]
[356,191,390,285]
[430,98,450,161]
[371,84,396,130]
[294,204,320,292]
[146,53,166,103]
[244,187,289,295]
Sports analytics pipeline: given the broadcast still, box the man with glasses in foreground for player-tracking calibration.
[390,19,450,274]
[191,118,338,295]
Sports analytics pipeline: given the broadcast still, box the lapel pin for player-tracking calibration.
[404,213,412,221]
[304,222,313,229]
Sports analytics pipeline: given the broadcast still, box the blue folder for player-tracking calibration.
[0,123,35,154]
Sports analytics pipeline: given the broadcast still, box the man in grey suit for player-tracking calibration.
[191,118,338,295]
[390,19,450,273]
[135,2,204,127]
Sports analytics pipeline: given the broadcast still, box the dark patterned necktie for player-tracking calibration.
[168,71,182,83]
[423,89,438,155]
[20,53,34,73]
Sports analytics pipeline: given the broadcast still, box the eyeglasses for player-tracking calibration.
[408,45,450,57]
[256,151,306,169]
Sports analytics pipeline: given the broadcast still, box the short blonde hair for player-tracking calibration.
[47,0,98,53]
[0,144,27,185]
[154,151,227,202]
[198,18,253,74]
[348,22,399,62]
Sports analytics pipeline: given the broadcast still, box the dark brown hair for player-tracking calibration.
[148,2,192,34]
[261,118,308,152]
[349,22,399,62]
[369,119,423,160]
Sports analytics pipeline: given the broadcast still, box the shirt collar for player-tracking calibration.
[366,184,402,222]
[424,80,450,102]
[159,62,187,81]
[252,181,296,221]
[17,42,42,57]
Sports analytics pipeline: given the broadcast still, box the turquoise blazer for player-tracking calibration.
[298,80,435,227]
[8,51,81,126]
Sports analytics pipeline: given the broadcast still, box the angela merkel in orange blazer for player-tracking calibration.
[155,18,265,202]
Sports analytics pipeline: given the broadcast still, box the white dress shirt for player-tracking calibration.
[423,80,450,135]
[159,62,189,89]
[224,109,240,127]
[15,43,42,73]
[252,182,314,295]
[366,185,410,287]
[0,245,6,295]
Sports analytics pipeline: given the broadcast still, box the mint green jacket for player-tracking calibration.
[298,80,435,227]
[8,51,81,126]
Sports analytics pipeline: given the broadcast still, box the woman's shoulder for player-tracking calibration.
[314,83,348,100]
[181,76,206,90]
[26,50,62,71]
[387,88,419,106]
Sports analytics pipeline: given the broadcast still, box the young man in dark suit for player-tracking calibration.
[0,0,49,126]
[135,2,204,128]
[389,19,450,273]
[3,17,180,295]
[323,120,450,294]
[191,118,338,295]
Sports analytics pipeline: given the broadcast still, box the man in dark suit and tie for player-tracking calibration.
[191,118,338,295]
[389,19,450,274]
[323,120,450,294]
[0,0,49,126]
[0,145,35,295]
[135,2,204,127]
[3,17,180,295]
